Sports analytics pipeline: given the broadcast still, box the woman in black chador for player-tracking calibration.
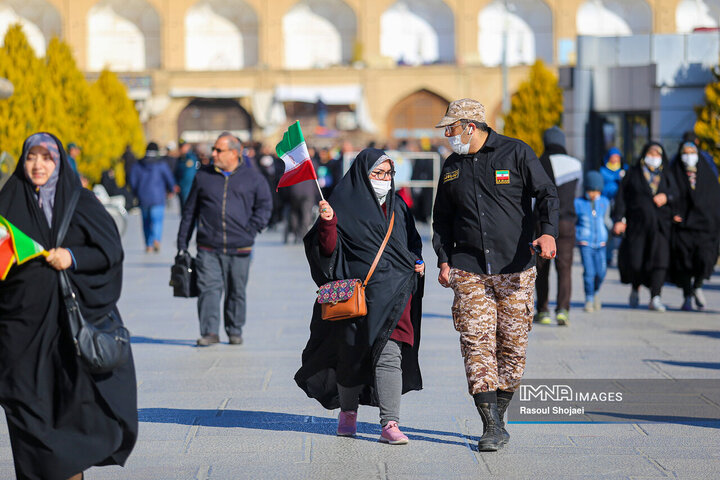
[0,133,137,480]
[668,142,720,311]
[295,148,424,444]
[612,141,677,312]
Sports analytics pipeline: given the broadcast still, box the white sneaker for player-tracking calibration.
[693,288,706,310]
[584,301,594,313]
[594,296,602,311]
[629,289,639,308]
[649,296,666,312]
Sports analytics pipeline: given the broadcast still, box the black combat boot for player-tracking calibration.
[474,397,503,452]
[496,390,514,445]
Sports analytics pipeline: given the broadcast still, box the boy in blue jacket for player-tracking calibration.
[575,171,610,312]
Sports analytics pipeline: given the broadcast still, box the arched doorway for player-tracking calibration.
[676,0,720,32]
[576,0,652,36]
[177,99,252,144]
[87,0,161,71]
[0,0,61,56]
[386,89,449,139]
[185,0,259,70]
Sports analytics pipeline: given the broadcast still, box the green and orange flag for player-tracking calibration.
[0,215,48,280]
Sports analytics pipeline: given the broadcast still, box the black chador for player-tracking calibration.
[295,149,424,409]
[0,133,137,479]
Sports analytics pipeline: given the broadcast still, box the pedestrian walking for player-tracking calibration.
[128,142,177,253]
[432,99,559,451]
[177,133,272,346]
[0,132,137,480]
[668,142,720,311]
[295,148,424,445]
[534,126,582,326]
[174,139,199,211]
[575,171,610,312]
[599,147,628,267]
[284,180,318,244]
[612,142,677,312]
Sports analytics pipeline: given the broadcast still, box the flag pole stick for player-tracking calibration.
[314,178,325,201]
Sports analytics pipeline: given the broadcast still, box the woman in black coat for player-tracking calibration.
[612,141,677,312]
[0,133,137,480]
[668,142,720,311]
[295,148,424,444]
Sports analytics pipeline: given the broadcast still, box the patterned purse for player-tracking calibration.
[316,213,395,321]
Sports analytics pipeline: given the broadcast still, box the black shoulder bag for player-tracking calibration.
[57,189,131,374]
[169,250,198,298]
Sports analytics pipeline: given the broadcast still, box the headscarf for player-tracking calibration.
[22,133,62,226]
[603,147,623,171]
[639,141,667,195]
[369,153,394,205]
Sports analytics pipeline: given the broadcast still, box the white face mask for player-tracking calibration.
[370,178,391,204]
[644,155,662,169]
[681,153,698,168]
[448,125,471,155]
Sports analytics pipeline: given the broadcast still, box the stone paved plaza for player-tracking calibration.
[1,208,719,479]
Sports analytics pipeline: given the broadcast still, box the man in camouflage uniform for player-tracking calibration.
[433,99,559,451]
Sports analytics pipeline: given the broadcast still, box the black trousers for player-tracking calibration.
[536,220,575,312]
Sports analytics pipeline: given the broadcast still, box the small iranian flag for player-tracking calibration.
[275,121,318,189]
[0,215,48,280]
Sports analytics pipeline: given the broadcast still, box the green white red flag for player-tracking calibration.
[0,215,47,280]
[275,121,318,189]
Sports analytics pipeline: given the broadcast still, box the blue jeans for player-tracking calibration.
[195,250,251,337]
[579,246,607,301]
[141,205,164,247]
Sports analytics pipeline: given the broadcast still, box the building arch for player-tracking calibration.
[576,0,652,36]
[0,0,61,56]
[386,89,450,139]
[478,0,553,67]
[380,0,455,65]
[676,0,720,32]
[177,98,253,143]
[282,0,357,69]
[87,0,162,71]
[185,0,258,70]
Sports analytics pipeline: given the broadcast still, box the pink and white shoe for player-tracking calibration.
[379,421,409,445]
[337,410,357,437]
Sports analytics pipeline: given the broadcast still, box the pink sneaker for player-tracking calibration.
[337,411,357,437]
[379,421,409,445]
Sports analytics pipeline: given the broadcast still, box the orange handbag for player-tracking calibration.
[317,213,395,321]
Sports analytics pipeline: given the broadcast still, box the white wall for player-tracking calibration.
[0,0,61,56]
[283,0,356,69]
[87,0,161,71]
[676,0,720,33]
[380,0,455,65]
[478,0,553,67]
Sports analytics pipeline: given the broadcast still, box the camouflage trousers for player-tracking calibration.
[449,267,536,395]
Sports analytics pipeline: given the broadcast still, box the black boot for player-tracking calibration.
[476,402,503,451]
[497,390,513,445]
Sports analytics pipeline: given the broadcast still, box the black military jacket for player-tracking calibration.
[432,129,559,275]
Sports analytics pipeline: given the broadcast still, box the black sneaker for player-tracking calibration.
[197,334,220,346]
[229,335,244,345]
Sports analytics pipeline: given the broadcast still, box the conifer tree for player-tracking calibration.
[694,65,720,171]
[502,60,564,155]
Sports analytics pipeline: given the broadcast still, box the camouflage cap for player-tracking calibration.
[435,98,486,128]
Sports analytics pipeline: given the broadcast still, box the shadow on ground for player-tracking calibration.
[138,408,481,448]
[673,329,720,339]
[646,359,720,370]
[131,336,196,346]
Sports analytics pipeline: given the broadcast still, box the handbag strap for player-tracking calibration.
[56,188,80,247]
[56,189,82,343]
[362,212,395,287]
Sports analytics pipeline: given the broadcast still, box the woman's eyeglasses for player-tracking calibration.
[370,169,395,180]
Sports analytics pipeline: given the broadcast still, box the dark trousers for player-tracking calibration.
[196,250,251,337]
[536,220,575,312]
[632,269,666,298]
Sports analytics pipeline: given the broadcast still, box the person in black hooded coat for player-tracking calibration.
[295,148,424,444]
[668,142,720,311]
[612,141,677,312]
[0,132,137,480]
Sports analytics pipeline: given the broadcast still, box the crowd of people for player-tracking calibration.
[0,95,718,477]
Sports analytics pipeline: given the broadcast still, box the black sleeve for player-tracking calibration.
[612,172,629,223]
[177,176,199,250]
[68,192,123,273]
[247,174,273,233]
[523,144,559,238]
[400,196,422,260]
[432,163,454,267]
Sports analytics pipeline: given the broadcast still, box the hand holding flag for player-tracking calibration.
[275,121,324,200]
[0,216,48,280]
